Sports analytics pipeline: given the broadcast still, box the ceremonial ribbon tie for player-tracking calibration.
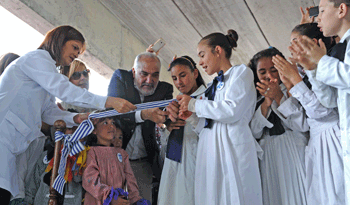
[52,99,175,194]
[204,70,224,128]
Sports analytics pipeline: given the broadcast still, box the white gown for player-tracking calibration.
[250,84,309,205]
[157,85,206,205]
[190,65,263,205]
[290,80,345,204]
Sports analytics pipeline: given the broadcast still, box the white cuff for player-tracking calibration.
[135,110,144,123]
[188,98,196,112]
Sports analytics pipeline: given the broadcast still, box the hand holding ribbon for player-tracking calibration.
[103,187,129,205]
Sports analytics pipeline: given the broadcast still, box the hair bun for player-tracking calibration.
[226,29,238,48]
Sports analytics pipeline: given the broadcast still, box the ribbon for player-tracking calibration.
[204,70,224,128]
[103,187,128,205]
[52,99,175,194]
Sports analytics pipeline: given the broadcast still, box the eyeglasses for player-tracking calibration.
[71,69,90,80]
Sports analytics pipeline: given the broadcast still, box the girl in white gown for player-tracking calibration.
[158,56,206,205]
[177,30,263,205]
[272,23,345,205]
[248,47,309,205]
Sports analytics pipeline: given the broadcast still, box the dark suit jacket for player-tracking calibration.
[107,69,173,167]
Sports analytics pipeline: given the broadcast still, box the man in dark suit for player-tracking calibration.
[107,52,173,204]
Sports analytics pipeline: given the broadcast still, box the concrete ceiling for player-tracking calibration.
[99,0,317,81]
[1,0,319,84]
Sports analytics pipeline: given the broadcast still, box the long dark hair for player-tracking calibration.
[168,55,206,88]
[38,25,86,63]
[248,47,285,97]
[199,29,238,59]
[292,23,336,52]
[0,53,20,75]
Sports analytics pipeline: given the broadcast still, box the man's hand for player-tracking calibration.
[166,119,186,132]
[105,97,137,113]
[141,108,169,124]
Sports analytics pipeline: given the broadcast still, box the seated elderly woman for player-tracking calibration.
[58,59,96,113]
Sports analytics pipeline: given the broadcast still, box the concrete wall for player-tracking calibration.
[0,0,175,93]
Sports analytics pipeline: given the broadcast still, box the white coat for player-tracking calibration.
[312,28,350,204]
[250,84,309,205]
[189,65,263,205]
[0,49,106,199]
[158,85,206,205]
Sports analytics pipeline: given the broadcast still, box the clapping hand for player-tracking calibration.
[289,36,327,70]
[272,55,302,86]
[256,76,284,105]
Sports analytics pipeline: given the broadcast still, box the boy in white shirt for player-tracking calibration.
[289,0,350,203]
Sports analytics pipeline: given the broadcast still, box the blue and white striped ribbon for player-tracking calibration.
[52,98,175,194]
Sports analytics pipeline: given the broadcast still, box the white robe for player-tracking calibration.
[157,85,206,205]
[290,80,345,204]
[190,65,263,205]
[312,28,350,204]
[250,84,309,205]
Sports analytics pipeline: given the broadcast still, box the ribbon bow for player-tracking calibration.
[52,131,86,194]
[204,70,224,128]
[328,40,347,62]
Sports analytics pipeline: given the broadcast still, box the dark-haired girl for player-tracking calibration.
[177,30,263,205]
[157,56,206,205]
[273,23,345,205]
[249,47,309,205]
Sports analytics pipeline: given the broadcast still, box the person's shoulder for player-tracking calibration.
[158,80,172,87]
[227,64,253,82]
[17,49,55,70]
[111,69,133,81]
[158,81,173,92]
[231,64,252,75]
[112,69,132,76]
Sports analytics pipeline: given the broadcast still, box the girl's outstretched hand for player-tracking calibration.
[179,110,193,120]
[176,94,192,112]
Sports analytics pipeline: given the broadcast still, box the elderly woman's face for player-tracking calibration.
[60,40,83,66]
[70,64,89,89]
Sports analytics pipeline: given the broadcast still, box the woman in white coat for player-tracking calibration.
[0,25,135,203]
[248,47,309,205]
[177,30,263,205]
[157,56,206,205]
[272,23,345,204]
